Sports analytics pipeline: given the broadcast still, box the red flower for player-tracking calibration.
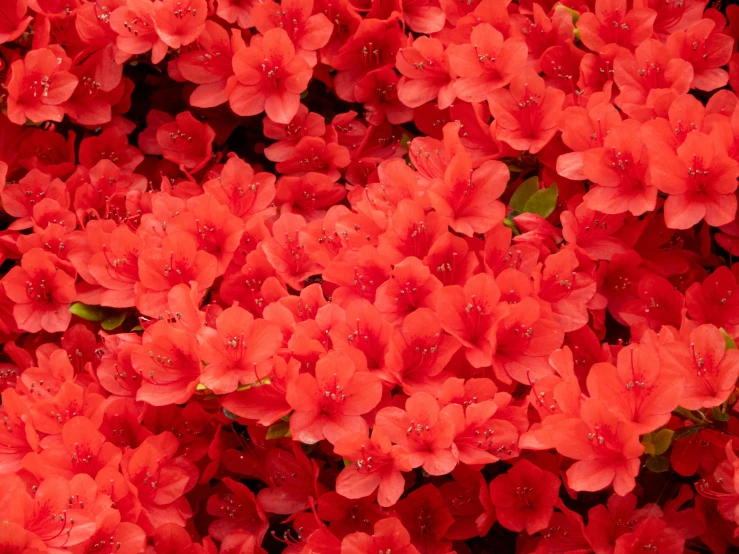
[0,168,68,221]
[341,517,421,554]
[435,273,503,368]
[261,212,323,290]
[394,484,455,554]
[428,152,507,236]
[576,0,656,53]
[286,350,383,444]
[446,23,527,103]
[587,344,683,434]
[334,429,412,507]
[686,267,739,338]
[228,28,313,124]
[177,21,237,108]
[396,37,455,109]
[110,0,169,63]
[5,47,78,125]
[131,321,202,406]
[660,324,739,410]
[0,0,32,44]
[649,131,739,229]
[135,232,218,318]
[582,119,656,216]
[492,296,565,384]
[206,477,269,542]
[198,305,282,394]
[487,69,565,154]
[203,155,277,220]
[252,0,334,66]
[552,398,644,496]
[386,307,461,392]
[220,355,299,425]
[156,111,216,172]
[120,432,198,531]
[2,248,76,333]
[153,0,207,49]
[489,459,561,534]
[613,39,693,118]
[666,18,733,92]
[374,391,458,475]
[328,17,405,102]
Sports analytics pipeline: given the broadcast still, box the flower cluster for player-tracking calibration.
[3,0,739,552]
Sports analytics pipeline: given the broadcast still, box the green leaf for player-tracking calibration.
[503,218,520,236]
[266,422,291,440]
[509,176,539,213]
[223,408,239,420]
[522,183,558,218]
[69,302,107,322]
[651,428,674,456]
[101,311,127,331]
[721,328,737,350]
[673,424,704,440]
[645,455,670,473]
[712,406,731,422]
[131,325,144,332]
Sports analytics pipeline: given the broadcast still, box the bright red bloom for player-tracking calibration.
[649,131,739,229]
[385,307,460,392]
[328,17,405,102]
[252,0,333,66]
[262,212,323,290]
[286,350,382,444]
[660,324,739,410]
[686,267,739,338]
[489,459,560,534]
[2,248,76,333]
[492,296,565,384]
[120,431,198,531]
[428,152,507,236]
[131,321,202,406]
[206,477,269,542]
[203,155,277,220]
[435,273,502,368]
[135,232,218,318]
[156,111,216,172]
[536,249,597,332]
[0,0,32,44]
[487,69,565,154]
[447,399,519,465]
[198,305,282,394]
[394,484,455,554]
[613,39,694,118]
[1,169,70,221]
[341,517,420,554]
[334,429,412,507]
[110,0,169,63]
[228,28,313,124]
[446,23,527,104]
[5,47,78,125]
[552,398,644,496]
[576,0,656,53]
[153,0,207,49]
[396,37,455,110]
[177,21,237,108]
[587,343,683,434]
[374,391,458,475]
[666,18,733,92]
[582,119,656,216]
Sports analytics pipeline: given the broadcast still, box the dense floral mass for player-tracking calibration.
[5,0,739,552]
